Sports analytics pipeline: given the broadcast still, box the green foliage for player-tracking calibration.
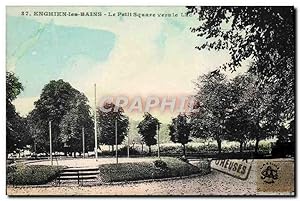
[188,6,295,143]
[6,72,30,153]
[177,156,189,163]
[127,120,171,148]
[97,102,129,146]
[7,164,63,185]
[225,73,282,152]
[153,159,168,169]
[187,7,294,77]
[190,70,290,154]
[6,72,23,102]
[98,157,201,182]
[59,93,94,153]
[128,120,143,144]
[137,113,160,153]
[28,79,92,153]
[190,71,231,153]
[169,114,191,155]
[225,74,259,150]
[121,146,141,155]
[7,116,32,153]
[169,114,191,144]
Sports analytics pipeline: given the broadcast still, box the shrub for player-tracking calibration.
[98,157,201,183]
[118,146,141,155]
[7,159,14,165]
[258,142,271,153]
[192,159,211,174]
[7,164,63,185]
[153,160,168,169]
[101,147,141,156]
[160,146,182,154]
[177,156,189,163]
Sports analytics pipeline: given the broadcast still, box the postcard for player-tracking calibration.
[6,6,295,196]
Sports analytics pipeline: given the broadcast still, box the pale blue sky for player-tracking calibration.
[7,7,248,121]
[7,16,116,97]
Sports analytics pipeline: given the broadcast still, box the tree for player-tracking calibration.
[190,71,231,154]
[6,72,23,103]
[7,115,32,154]
[224,72,281,153]
[187,7,294,78]
[224,74,255,152]
[225,108,252,153]
[59,93,94,156]
[168,114,191,156]
[187,6,295,137]
[28,79,84,153]
[137,113,160,154]
[6,72,29,154]
[97,102,129,151]
[287,120,295,143]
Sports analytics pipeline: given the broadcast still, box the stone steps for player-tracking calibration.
[56,166,99,185]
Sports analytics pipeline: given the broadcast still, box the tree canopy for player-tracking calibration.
[137,113,160,154]
[191,71,231,154]
[59,92,94,154]
[187,6,295,127]
[97,102,129,148]
[28,79,89,153]
[168,113,191,156]
[6,72,30,153]
[187,6,294,75]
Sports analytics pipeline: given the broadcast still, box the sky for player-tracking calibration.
[7,6,248,123]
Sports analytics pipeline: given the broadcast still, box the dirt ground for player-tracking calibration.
[24,157,156,167]
[8,158,294,196]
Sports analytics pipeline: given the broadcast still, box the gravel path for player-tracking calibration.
[7,170,257,196]
[24,157,156,167]
[8,158,294,196]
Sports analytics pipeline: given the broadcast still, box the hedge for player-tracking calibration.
[98,157,202,183]
[7,164,63,185]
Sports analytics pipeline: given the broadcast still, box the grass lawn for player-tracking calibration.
[98,157,203,183]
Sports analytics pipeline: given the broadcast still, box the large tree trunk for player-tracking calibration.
[239,141,243,153]
[254,137,260,154]
[217,139,222,155]
[182,144,186,157]
[149,146,151,155]
[244,142,247,151]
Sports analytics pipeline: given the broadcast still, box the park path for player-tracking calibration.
[8,158,294,196]
[24,157,156,167]
[7,170,261,196]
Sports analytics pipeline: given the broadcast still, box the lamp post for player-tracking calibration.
[132,140,135,150]
[82,127,85,158]
[127,133,130,158]
[94,84,98,160]
[49,121,53,166]
[157,124,160,159]
[115,118,118,164]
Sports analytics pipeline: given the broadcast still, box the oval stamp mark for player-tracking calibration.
[260,162,279,184]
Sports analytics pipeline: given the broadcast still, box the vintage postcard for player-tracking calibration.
[6,6,295,196]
